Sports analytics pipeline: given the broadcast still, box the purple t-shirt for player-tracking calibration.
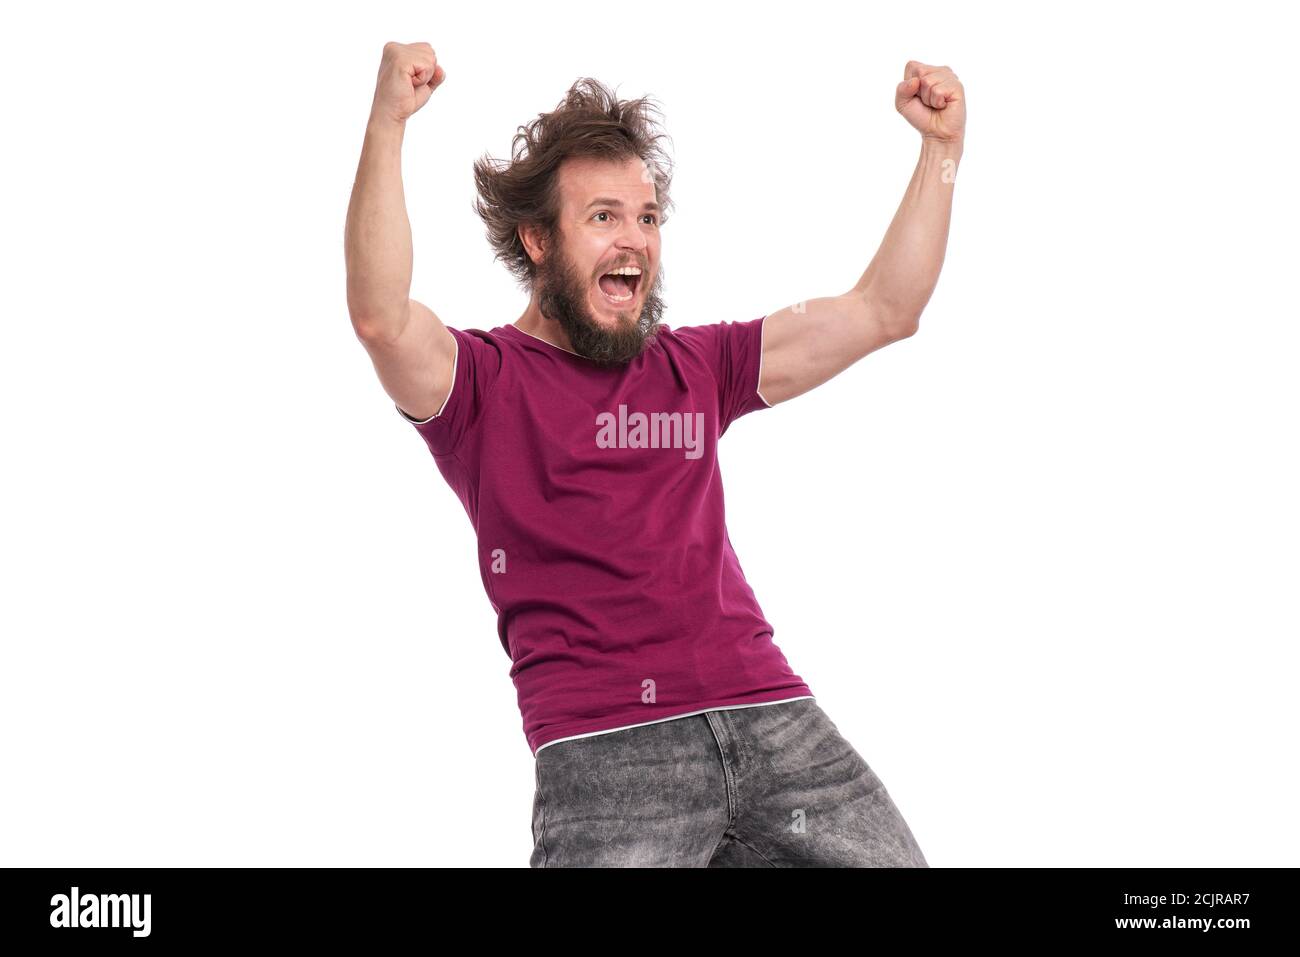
[399,317,813,754]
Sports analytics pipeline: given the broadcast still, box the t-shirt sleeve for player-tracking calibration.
[674,315,773,435]
[395,326,503,457]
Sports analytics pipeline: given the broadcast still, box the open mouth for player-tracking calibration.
[596,269,642,306]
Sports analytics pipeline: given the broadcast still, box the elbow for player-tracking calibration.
[881,311,921,342]
[350,303,409,347]
[350,313,384,345]
[892,316,921,340]
[859,288,921,343]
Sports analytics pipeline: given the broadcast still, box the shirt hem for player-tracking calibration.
[756,313,774,408]
[530,689,815,757]
[396,327,460,423]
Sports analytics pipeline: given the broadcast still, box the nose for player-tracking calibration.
[615,216,648,255]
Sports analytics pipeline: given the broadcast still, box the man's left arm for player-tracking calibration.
[759,61,966,406]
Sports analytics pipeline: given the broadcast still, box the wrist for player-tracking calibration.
[920,134,964,157]
[366,109,408,140]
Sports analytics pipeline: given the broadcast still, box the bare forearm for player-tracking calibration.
[345,116,413,336]
[854,137,963,329]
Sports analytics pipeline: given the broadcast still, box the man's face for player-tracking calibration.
[533,155,665,364]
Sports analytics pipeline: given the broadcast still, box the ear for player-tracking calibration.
[518,222,548,265]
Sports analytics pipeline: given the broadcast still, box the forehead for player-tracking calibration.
[556,155,657,212]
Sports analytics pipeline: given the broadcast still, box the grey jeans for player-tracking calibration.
[529,698,929,867]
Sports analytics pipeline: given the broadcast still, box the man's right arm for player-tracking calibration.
[344,42,453,422]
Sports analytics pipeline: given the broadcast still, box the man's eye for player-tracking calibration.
[593,211,656,224]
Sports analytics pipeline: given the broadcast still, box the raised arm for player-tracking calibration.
[345,41,455,422]
[758,61,966,406]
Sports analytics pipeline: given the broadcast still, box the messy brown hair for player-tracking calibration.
[472,78,675,291]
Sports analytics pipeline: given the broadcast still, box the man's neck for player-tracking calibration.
[514,298,576,353]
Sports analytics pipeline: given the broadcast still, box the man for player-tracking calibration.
[345,42,964,867]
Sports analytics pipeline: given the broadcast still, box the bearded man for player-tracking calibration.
[345,42,964,867]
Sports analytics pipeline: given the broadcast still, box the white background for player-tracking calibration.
[2,1,1296,867]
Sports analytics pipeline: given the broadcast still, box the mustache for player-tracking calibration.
[598,258,649,275]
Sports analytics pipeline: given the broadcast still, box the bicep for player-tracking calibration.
[758,291,911,405]
[357,298,457,422]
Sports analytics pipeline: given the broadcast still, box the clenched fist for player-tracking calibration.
[895,61,965,144]
[372,42,446,125]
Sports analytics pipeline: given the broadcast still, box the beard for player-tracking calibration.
[535,239,666,365]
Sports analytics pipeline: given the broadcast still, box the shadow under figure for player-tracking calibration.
[529,698,929,868]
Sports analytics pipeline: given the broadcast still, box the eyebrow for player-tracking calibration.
[584,198,660,212]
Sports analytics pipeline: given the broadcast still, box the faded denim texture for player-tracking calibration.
[529,698,928,868]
